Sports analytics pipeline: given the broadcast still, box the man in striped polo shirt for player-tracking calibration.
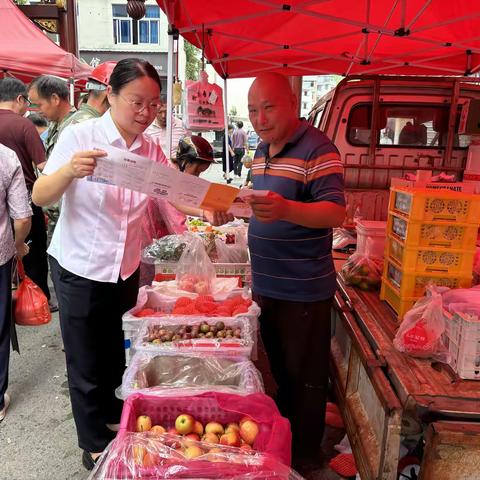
[247,73,345,467]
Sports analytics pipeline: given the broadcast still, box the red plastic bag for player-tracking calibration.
[393,286,449,362]
[14,258,51,326]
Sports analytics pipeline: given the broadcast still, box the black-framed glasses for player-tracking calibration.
[21,95,32,106]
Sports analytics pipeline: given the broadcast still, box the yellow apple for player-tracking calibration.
[202,432,220,444]
[150,425,166,435]
[136,415,152,432]
[219,430,241,447]
[205,422,224,435]
[239,420,259,445]
[225,422,240,434]
[184,445,204,459]
[175,413,195,435]
[193,420,204,436]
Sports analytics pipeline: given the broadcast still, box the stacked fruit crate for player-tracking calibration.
[380,181,480,319]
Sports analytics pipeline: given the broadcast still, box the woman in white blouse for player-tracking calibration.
[32,58,185,470]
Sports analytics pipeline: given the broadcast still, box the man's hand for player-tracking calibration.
[204,210,234,226]
[67,150,107,179]
[249,192,289,223]
[15,242,30,259]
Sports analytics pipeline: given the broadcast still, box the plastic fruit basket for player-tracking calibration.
[386,235,475,275]
[389,187,480,223]
[133,316,255,359]
[444,312,480,380]
[383,258,472,298]
[119,392,292,465]
[387,212,478,250]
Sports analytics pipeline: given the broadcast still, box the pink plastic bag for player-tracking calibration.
[119,392,292,466]
[393,286,450,362]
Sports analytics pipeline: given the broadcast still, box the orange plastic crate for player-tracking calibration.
[386,235,475,275]
[390,187,480,223]
[387,212,478,250]
[379,277,417,320]
[383,257,472,298]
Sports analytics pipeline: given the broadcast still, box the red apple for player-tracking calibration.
[184,445,204,459]
[205,422,224,435]
[136,415,152,432]
[219,430,241,447]
[202,432,220,444]
[175,414,195,435]
[240,420,259,445]
[193,420,204,436]
[182,432,201,447]
[225,422,240,434]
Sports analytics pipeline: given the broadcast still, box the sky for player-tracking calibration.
[225,77,254,120]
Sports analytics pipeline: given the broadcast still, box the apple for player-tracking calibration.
[240,420,259,445]
[225,422,240,434]
[136,415,152,432]
[193,420,204,436]
[150,425,166,435]
[165,428,181,448]
[132,445,146,465]
[219,430,241,447]
[182,433,201,447]
[175,414,195,435]
[143,451,159,467]
[207,447,224,462]
[239,416,253,427]
[240,443,253,452]
[205,422,224,435]
[202,432,220,444]
[184,445,204,459]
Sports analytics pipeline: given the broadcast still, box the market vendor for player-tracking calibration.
[246,73,346,469]
[31,58,230,471]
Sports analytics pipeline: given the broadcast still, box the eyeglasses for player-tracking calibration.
[118,94,161,114]
[21,95,31,106]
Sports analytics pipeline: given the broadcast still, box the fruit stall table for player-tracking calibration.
[331,255,480,480]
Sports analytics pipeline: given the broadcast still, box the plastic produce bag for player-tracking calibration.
[341,253,383,291]
[88,432,302,479]
[393,287,450,362]
[176,235,216,294]
[13,258,51,326]
[118,352,264,399]
[215,231,248,263]
[142,234,188,264]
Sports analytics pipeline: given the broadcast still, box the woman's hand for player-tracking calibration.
[204,210,234,226]
[67,150,107,179]
[15,242,30,259]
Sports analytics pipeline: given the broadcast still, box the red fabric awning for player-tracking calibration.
[0,0,91,81]
[158,0,480,78]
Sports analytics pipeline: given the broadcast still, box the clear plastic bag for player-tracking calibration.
[176,236,216,294]
[88,432,302,479]
[142,234,188,264]
[393,286,450,362]
[332,228,357,251]
[341,253,383,291]
[215,233,248,264]
[118,351,264,399]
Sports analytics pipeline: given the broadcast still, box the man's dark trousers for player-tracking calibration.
[233,148,245,176]
[0,258,13,411]
[23,204,50,301]
[254,293,332,458]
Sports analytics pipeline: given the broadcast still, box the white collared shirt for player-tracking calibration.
[145,116,186,159]
[43,110,168,283]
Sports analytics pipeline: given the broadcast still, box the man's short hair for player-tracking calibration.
[236,121,243,129]
[29,75,69,101]
[0,78,27,102]
[27,113,48,128]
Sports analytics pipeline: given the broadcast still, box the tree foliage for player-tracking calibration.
[184,41,201,81]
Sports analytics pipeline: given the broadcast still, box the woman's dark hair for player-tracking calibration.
[109,58,161,94]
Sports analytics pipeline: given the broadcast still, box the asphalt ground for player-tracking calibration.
[0,163,350,480]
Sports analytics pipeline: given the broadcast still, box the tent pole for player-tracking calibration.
[69,78,75,106]
[223,76,229,179]
[166,26,174,160]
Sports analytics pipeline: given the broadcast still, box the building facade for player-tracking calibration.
[300,75,340,118]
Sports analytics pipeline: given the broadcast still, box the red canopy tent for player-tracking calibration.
[0,0,91,82]
[157,0,480,78]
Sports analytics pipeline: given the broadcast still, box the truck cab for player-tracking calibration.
[308,75,480,222]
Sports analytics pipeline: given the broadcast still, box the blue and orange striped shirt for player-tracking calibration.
[249,120,345,302]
